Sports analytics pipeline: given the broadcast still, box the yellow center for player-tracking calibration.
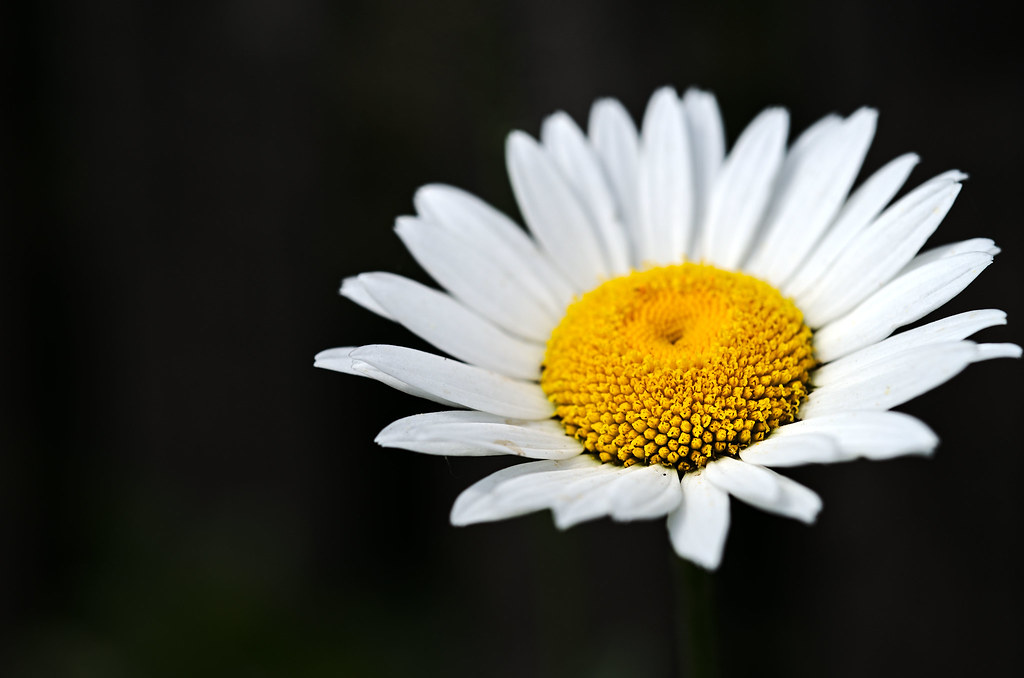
[540,263,816,472]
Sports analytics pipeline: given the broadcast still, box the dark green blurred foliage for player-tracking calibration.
[2,1,1021,676]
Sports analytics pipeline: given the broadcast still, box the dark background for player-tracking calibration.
[2,1,1022,676]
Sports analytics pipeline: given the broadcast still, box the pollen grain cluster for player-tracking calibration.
[540,264,815,473]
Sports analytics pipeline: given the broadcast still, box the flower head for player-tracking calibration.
[316,86,1020,570]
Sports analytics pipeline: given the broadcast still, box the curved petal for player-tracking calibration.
[352,272,544,380]
[812,309,1008,387]
[314,346,461,407]
[784,153,920,297]
[773,411,938,461]
[349,344,554,419]
[704,457,821,523]
[395,216,557,342]
[376,411,582,459]
[340,275,394,320]
[637,86,694,264]
[414,184,574,313]
[541,111,632,275]
[667,472,730,570]
[738,433,844,467]
[745,108,878,286]
[550,463,683,528]
[608,464,683,521]
[700,108,789,270]
[506,130,610,290]
[450,456,607,525]
[814,251,994,361]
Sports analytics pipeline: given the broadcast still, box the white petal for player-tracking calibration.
[667,472,730,570]
[451,456,608,525]
[450,457,596,525]
[550,465,632,529]
[976,343,1023,360]
[800,341,983,418]
[813,309,1008,387]
[607,464,683,521]
[801,173,966,327]
[315,346,462,407]
[506,131,610,290]
[376,411,582,459]
[637,87,694,264]
[814,251,993,361]
[784,153,920,298]
[414,184,574,314]
[588,98,641,242]
[744,108,878,286]
[700,108,789,270]
[547,463,682,528]
[353,272,543,380]
[899,238,1000,276]
[705,457,821,523]
[395,216,556,342]
[349,345,554,419]
[702,456,779,505]
[541,111,632,275]
[340,275,394,320]
[681,88,725,232]
[738,433,845,467]
[772,411,938,461]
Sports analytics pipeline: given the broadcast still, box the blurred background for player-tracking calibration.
[2,1,1021,676]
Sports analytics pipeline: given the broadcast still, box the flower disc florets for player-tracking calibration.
[541,263,816,473]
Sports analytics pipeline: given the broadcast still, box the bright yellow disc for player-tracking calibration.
[540,263,816,472]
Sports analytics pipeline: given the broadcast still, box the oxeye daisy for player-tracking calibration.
[316,86,1020,570]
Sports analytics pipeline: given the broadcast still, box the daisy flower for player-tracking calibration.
[316,86,1020,570]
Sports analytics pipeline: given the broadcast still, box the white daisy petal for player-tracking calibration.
[899,237,1000,276]
[607,464,683,522]
[813,309,1008,387]
[784,153,920,297]
[315,347,462,407]
[506,130,611,290]
[702,456,779,505]
[681,87,725,231]
[339,275,394,320]
[348,345,554,419]
[541,111,632,275]
[376,411,582,460]
[637,86,694,264]
[667,472,730,570]
[551,466,632,529]
[545,463,682,528]
[814,251,994,361]
[976,343,1023,360]
[413,184,574,314]
[802,172,966,327]
[452,456,610,526]
[738,433,845,467]
[705,457,821,523]
[700,108,789,270]
[352,272,544,380]
[800,341,986,418]
[745,108,878,286]
[395,216,557,342]
[771,411,938,461]
[450,457,597,525]
[588,98,641,242]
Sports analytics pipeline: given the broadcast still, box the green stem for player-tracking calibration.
[672,556,721,678]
